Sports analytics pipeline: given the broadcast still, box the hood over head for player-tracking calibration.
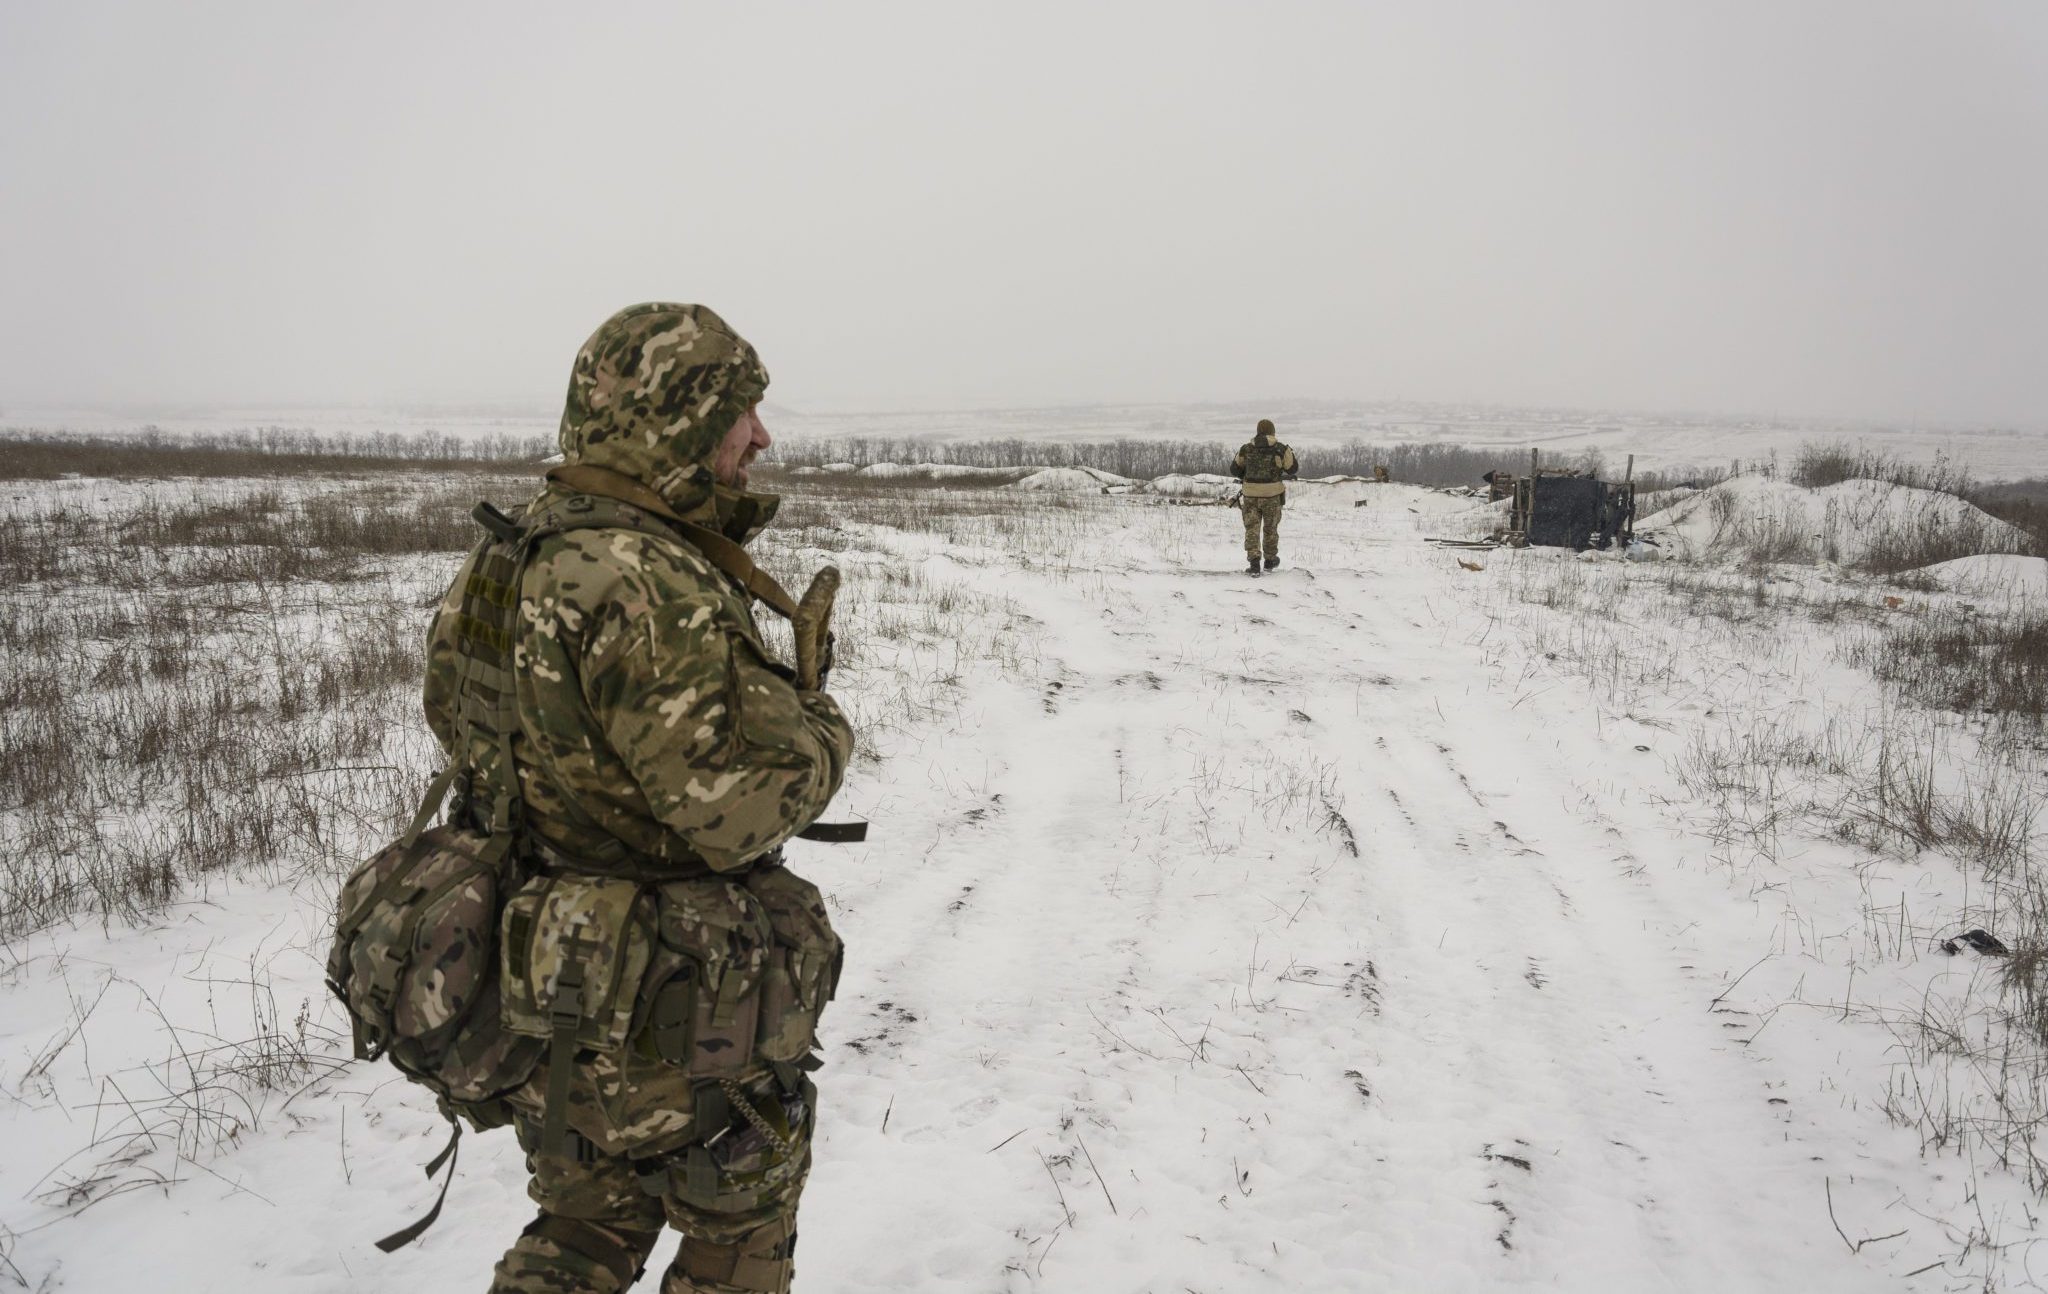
[557,303,775,531]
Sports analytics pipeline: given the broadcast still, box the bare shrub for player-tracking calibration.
[1792,440,1975,495]
[1969,478,2048,553]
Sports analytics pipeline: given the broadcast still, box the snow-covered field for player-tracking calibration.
[2,469,2045,1291]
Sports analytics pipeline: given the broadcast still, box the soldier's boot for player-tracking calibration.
[1263,555,1279,571]
[663,1214,798,1294]
[1247,557,1262,574]
[491,1212,661,1293]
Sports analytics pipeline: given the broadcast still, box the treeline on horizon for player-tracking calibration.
[769,436,1624,488]
[0,427,553,478]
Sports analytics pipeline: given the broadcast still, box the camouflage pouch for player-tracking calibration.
[500,875,658,1051]
[326,823,542,1105]
[745,867,844,1063]
[634,877,773,1077]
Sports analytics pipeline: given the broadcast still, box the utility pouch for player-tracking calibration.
[744,867,844,1064]
[501,875,656,1052]
[636,877,772,1077]
[501,875,656,1158]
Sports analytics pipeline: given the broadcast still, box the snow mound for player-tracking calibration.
[1637,475,2028,566]
[1008,467,1131,492]
[1141,473,1240,499]
[854,462,1019,482]
[820,461,857,473]
[1913,554,2048,605]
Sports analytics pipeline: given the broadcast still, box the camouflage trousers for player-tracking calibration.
[1240,494,1284,560]
[489,1065,813,1294]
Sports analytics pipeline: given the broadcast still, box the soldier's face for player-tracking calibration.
[714,405,772,488]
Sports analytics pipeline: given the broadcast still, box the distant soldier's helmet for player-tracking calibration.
[557,303,770,497]
[1256,419,1276,437]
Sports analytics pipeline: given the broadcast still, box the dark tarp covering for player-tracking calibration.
[1527,476,1609,549]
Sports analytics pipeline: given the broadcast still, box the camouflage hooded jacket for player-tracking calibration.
[423,304,853,874]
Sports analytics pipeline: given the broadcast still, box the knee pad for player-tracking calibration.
[665,1216,797,1294]
[493,1212,661,1294]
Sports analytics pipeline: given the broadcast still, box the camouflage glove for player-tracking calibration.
[793,566,840,692]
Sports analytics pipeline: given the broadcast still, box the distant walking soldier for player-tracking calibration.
[1231,418,1298,573]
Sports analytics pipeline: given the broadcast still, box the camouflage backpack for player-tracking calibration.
[1241,439,1289,484]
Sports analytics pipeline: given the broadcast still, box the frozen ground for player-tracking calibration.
[1,475,2044,1291]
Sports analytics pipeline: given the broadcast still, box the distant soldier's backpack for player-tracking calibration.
[1240,439,1289,484]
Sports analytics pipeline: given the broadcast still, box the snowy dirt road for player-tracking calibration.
[2,484,2026,1292]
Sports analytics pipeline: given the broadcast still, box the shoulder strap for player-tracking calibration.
[545,463,801,621]
[444,513,544,862]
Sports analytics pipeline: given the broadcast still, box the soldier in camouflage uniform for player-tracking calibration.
[423,303,854,1294]
[1230,418,1299,573]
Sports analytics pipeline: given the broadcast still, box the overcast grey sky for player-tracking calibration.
[2,2,2043,424]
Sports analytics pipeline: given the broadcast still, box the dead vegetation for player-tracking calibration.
[0,475,535,937]
[1856,613,2048,728]
[0,450,1061,938]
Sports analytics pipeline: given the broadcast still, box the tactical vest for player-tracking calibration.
[1240,439,1288,484]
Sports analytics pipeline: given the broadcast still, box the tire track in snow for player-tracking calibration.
[1235,567,1882,1290]
[813,514,1893,1291]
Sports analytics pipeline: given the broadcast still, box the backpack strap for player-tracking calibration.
[374,1110,463,1252]
[448,508,541,864]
